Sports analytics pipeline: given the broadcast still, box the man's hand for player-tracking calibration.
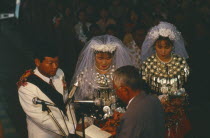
[101,111,123,136]
[101,125,116,135]
[16,69,33,89]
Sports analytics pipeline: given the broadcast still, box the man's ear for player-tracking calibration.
[34,58,41,67]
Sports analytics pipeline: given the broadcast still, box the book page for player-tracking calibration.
[85,125,112,138]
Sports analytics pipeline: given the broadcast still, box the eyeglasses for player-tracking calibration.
[113,86,123,93]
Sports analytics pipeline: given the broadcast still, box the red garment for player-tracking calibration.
[165,113,191,138]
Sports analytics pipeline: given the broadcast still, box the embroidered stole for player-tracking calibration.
[27,74,66,114]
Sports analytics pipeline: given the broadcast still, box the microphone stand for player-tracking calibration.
[67,82,87,138]
[66,99,86,138]
[81,111,85,138]
[41,103,67,137]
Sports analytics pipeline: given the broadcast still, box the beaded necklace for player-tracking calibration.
[94,65,115,88]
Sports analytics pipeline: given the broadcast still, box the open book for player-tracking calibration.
[76,125,112,138]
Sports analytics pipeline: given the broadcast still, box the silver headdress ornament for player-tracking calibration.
[141,21,189,62]
[148,22,181,41]
[91,44,117,53]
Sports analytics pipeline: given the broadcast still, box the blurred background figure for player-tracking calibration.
[74,9,91,44]
[96,7,116,33]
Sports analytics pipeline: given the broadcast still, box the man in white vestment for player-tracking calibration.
[18,44,77,138]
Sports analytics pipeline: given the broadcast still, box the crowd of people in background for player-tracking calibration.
[17,2,210,118]
[1,0,209,137]
[18,0,210,78]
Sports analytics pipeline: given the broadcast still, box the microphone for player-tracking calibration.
[65,81,78,105]
[68,81,79,99]
[32,97,56,107]
[74,99,103,106]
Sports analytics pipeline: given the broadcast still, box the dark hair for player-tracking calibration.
[33,40,59,62]
[100,7,109,12]
[77,9,86,17]
[105,24,121,38]
[132,24,147,34]
[105,24,118,33]
[154,36,173,47]
[89,23,100,30]
[113,65,143,91]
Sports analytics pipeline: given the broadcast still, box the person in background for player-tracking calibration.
[96,8,116,33]
[74,9,91,44]
[105,24,121,39]
[124,24,147,68]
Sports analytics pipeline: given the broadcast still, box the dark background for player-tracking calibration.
[1,0,210,137]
